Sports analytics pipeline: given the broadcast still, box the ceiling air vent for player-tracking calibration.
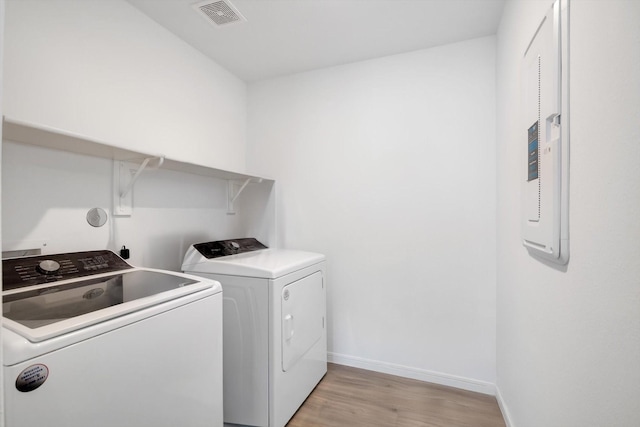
[193,0,247,27]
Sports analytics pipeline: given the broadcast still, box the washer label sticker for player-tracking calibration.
[16,364,49,392]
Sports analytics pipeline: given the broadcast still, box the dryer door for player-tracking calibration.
[281,271,324,372]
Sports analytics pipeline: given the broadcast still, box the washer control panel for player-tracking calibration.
[3,250,133,291]
[193,238,267,259]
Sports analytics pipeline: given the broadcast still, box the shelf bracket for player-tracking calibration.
[227,177,262,215]
[113,156,164,216]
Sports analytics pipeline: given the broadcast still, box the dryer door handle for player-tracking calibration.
[284,314,294,341]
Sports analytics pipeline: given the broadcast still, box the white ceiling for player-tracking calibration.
[126,0,506,82]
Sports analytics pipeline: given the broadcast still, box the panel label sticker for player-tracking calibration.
[527,121,539,181]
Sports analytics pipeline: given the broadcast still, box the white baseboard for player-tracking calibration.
[495,386,514,427]
[328,352,496,396]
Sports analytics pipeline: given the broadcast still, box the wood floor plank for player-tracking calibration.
[287,363,506,427]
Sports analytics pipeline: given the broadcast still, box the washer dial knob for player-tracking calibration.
[37,260,61,275]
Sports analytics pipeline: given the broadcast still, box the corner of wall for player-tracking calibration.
[495,386,514,427]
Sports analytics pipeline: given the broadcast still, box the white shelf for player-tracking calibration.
[2,116,272,183]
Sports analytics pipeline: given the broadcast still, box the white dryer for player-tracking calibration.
[2,250,223,427]
[182,238,327,427]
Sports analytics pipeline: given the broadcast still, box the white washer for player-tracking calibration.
[2,250,223,427]
[182,239,327,427]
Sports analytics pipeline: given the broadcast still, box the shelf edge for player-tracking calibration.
[2,116,273,183]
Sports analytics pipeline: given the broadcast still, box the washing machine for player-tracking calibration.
[2,250,223,427]
[182,238,327,427]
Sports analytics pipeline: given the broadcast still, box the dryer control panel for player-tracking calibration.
[2,250,133,291]
[193,238,267,259]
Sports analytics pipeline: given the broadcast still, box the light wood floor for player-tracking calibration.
[287,364,506,427]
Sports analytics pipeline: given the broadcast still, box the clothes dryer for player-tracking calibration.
[182,239,327,427]
[3,250,223,427]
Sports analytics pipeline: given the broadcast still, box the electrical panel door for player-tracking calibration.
[522,0,569,264]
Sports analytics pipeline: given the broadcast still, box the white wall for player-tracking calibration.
[496,1,640,426]
[3,0,246,172]
[247,37,497,392]
[1,0,273,270]
[1,140,270,271]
